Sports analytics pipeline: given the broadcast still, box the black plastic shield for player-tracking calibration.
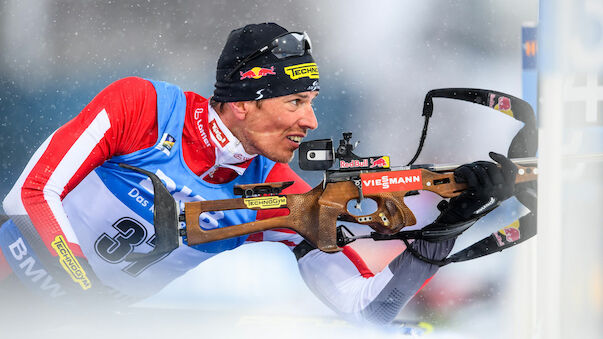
[299,139,334,171]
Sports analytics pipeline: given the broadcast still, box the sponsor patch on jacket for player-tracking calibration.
[209,119,229,147]
[284,63,319,80]
[51,235,92,290]
[0,221,66,298]
[155,133,176,156]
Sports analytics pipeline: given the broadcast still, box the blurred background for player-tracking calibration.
[1,0,601,338]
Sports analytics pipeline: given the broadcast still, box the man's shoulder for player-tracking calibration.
[264,161,311,194]
[111,77,201,99]
[108,77,208,108]
[100,76,157,96]
[110,76,155,88]
[184,91,209,106]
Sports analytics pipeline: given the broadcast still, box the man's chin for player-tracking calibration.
[263,150,295,164]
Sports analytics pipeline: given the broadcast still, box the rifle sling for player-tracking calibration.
[294,208,537,264]
[402,211,537,266]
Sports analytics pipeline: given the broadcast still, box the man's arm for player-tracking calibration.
[297,239,453,323]
[2,77,159,288]
[244,162,443,323]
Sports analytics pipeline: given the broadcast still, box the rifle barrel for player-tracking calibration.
[400,153,603,172]
[427,157,537,172]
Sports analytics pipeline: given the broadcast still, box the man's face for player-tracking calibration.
[240,91,319,163]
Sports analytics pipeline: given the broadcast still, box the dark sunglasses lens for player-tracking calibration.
[272,33,310,59]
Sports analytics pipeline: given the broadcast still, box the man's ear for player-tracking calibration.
[228,101,251,121]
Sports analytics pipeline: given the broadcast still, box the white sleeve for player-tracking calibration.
[297,239,455,324]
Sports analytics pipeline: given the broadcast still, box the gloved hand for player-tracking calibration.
[436,152,518,225]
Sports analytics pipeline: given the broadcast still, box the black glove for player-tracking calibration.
[406,153,516,257]
[436,152,518,225]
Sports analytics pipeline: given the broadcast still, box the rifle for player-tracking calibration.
[121,88,539,263]
[180,134,537,252]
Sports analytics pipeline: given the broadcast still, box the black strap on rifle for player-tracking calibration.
[295,214,536,264]
[387,209,537,266]
[331,203,536,266]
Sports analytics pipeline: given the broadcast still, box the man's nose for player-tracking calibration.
[299,104,318,130]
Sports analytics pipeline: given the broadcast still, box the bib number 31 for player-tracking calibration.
[94,217,168,276]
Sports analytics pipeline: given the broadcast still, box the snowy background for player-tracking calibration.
[0,1,543,338]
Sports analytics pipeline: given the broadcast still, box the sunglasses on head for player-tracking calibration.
[225,31,312,80]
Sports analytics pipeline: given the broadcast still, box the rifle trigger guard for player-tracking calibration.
[336,225,354,247]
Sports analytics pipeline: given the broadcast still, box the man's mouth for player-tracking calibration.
[286,136,303,144]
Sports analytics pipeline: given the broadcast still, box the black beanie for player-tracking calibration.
[213,23,320,102]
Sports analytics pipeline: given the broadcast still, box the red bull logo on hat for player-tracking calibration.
[240,66,276,80]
